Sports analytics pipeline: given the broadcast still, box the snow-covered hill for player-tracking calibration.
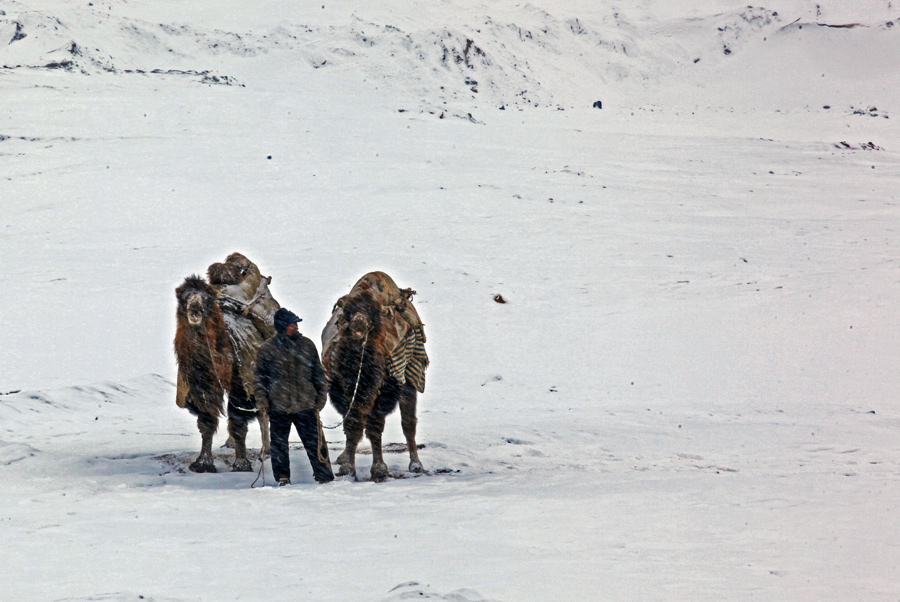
[4,0,899,112]
[1,1,898,601]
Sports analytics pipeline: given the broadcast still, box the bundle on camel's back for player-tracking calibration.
[207,252,280,395]
[174,252,280,473]
[322,271,429,481]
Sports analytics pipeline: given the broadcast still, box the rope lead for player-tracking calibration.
[322,332,368,430]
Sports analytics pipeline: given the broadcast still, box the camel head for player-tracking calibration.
[342,291,381,342]
[176,275,218,328]
[348,310,372,340]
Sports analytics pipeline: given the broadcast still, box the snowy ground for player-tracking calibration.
[1,1,899,600]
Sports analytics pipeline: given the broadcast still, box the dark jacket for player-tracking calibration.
[253,332,328,414]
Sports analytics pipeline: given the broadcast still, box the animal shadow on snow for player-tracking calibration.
[154,442,458,481]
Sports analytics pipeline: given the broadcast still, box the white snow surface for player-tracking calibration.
[1,0,899,600]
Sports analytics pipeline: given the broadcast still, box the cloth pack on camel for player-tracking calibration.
[176,253,281,409]
[322,271,429,393]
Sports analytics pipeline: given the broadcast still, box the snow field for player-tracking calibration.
[2,1,899,600]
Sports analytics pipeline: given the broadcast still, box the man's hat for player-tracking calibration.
[273,308,302,333]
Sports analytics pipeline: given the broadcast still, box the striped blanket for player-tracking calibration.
[386,324,429,393]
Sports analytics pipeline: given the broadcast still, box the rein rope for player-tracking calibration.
[322,332,368,430]
[250,419,268,488]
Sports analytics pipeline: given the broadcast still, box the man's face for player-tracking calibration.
[285,322,298,335]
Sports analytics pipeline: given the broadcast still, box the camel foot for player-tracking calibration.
[189,459,217,473]
[409,460,425,474]
[231,458,252,472]
[370,461,389,482]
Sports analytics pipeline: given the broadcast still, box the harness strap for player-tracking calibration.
[315,411,329,464]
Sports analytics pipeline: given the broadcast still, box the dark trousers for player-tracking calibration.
[268,410,334,483]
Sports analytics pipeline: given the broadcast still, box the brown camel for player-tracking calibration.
[174,275,256,472]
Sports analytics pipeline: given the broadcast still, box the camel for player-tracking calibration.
[322,272,429,481]
[174,275,255,472]
[173,252,280,473]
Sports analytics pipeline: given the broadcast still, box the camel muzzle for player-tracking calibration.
[187,295,204,326]
[349,313,371,340]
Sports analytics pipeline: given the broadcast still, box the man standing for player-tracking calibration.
[254,308,334,485]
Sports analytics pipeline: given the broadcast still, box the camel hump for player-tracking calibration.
[211,255,280,331]
[349,271,422,330]
[349,271,400,303]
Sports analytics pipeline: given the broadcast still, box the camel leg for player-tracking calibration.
[226,366,250,461]
[399,384,424,473]
[228,417,252,472]
[190,412,218,473]
[366,413,388,482]
[337,408,367,479]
